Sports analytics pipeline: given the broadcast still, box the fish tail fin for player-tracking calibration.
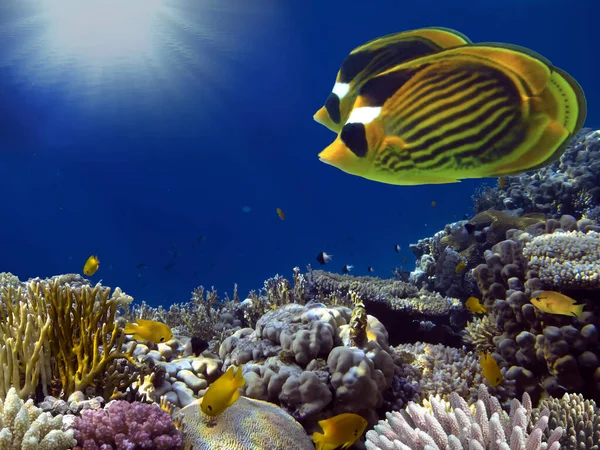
[572,304,585,319]
[123,323,138,335]
[312,432,324,450]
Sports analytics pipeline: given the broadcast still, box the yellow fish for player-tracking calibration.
[276,207,285,220]
[531,291,585,318]
[83,255,100,276]
[314,28,472,133]
[465,296,487,314]
[123,319,173,343]
[318,43,586,185]
[201,365,246,417]
[455,260,467,274]
[312,412,368,450]
[479,351,502,387]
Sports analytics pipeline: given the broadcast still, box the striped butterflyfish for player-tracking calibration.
[318,43,586,185]
[313,28,472,133]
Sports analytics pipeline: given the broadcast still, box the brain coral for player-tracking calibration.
[523,230,600,288]
[178,396,314,450]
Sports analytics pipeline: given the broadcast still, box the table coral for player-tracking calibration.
[177,396,314,450]
[72,400,182,450]
[0,387,76,450]
[523,230,600,289]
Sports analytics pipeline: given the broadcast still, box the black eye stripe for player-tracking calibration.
[325,93,341,124]
[341,123,368,157]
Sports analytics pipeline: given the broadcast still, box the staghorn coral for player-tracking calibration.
[72,400,182,450]
[0,285,52,399]
[40,276,138,399]
[177,396,313,450]
[0,387,76,450]
[532,392,600,449]
[523,230,600,289]
[365,384,564,450]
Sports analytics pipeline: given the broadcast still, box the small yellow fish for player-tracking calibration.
[498,176,507,189]
[201,365,246,417]
[83,255,100,276]
[455,260,467,274]
[531,291,585,318]
[312,412,368,450]
[431,200,437,207]
[123,319,173,343]
[479,351,502,387]
[465,296,487,314]
[276,207,285,220]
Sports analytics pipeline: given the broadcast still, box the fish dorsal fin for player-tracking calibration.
[224,366,235,379]
[357,66,422,108]
[234,366,246,388]
[226,389,240,407]
[317,418,333,433]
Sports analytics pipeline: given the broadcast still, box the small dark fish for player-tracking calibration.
[464,223,476,234]
[368,266,375,273]
[197,235,207,242]
[191,336,209,356]
[395,244,401,253]
[164,262,176,270]
[137,263,147,269]
[316,251,333,265]
[402,257,408,264]
[141,283,147,289]
[342,264,353,274]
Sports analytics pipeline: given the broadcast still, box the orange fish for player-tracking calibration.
[276,208,285,220]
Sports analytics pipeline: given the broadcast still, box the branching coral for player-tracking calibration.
[365,385,564,450]
[0,285,52,399]
[0,387,76,450]
[533,392,600,449]
[130,285,239,342]
[72,400,182,450]
[40,277,137,399]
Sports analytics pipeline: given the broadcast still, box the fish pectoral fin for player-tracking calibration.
[312,432,324,450]
[226,389,240,407]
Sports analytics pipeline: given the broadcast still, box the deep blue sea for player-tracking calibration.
[0,0,597,307]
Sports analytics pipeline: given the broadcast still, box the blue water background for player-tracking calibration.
[0,0,597,306]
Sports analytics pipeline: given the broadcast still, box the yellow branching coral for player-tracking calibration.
[0,285,52,400]
[41,279,137,398]
[348,291,368,347]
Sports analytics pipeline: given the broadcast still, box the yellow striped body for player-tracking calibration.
[318,44,586,185]
[314,27,472,133]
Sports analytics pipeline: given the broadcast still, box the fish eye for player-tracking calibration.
[160,337,165,342]
[340,123,368,158]
[208,405,212,411]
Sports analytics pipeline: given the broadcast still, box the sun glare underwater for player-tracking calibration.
[1,0,600,448]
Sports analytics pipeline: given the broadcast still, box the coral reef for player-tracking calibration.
[0,387,76,450]
[365,384,563,450]
[177,396,313,450]
[532,392,600,449]
[472,129,600,218]
[72,400,182,450]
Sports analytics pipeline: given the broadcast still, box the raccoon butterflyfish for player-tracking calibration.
[342,264,353,274]
[314,27,472,133]
[83,255,100,276]
[200,365,246,417]
[367,266,375,273]
[531,291,585,318]
[312,412,368,450]
[465,296,487,314]
[318,43,586,185]
[123,319,173,343]
[479,351,502,387]
[316,251,333,265]
[276,207,285,220]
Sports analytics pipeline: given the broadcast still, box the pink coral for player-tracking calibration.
[73,401,182,450]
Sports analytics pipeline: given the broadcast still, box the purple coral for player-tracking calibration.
[73,400,182,450]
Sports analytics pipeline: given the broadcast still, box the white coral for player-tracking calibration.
[365,385,564,450]
[0,388,75,450]
[523,230,600,288]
